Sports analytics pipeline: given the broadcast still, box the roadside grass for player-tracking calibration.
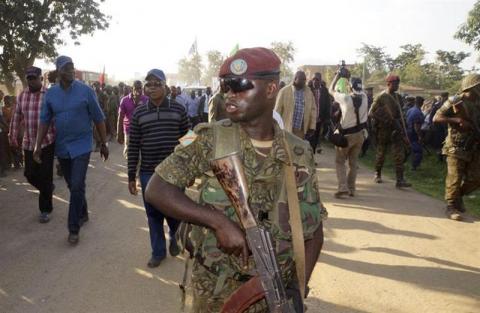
[358,147,480,218]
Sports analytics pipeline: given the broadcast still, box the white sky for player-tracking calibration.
[37,0,479,82]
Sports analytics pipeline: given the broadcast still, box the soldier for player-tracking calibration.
[433,74,480,221]
[369,74,411,188]
[144,47,327,312]
[208,79,229,122]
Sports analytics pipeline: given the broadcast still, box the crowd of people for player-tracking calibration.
[1,46,479,312]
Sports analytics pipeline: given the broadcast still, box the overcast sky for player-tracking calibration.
[37,0,479,82]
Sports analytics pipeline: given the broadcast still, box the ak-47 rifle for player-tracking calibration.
[211,152,295,313]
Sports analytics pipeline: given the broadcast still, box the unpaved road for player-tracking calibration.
[0,142,479,313]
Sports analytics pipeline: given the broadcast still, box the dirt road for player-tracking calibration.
[0,143,479,313]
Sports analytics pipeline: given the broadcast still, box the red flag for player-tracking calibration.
[99,66,105,85]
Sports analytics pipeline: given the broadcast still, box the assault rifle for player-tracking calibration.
[211,152,295,313]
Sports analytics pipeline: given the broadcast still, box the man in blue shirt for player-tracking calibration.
[34,56,109,245]
[406,96,425,170]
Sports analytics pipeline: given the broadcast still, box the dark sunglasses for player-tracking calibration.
[144,81,165,88]
[221,78,254,93]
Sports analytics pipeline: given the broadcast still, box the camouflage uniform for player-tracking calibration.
[369,91,406,175]
[435,96,480,212]
[156,120,327,313]
[208,92,227,122]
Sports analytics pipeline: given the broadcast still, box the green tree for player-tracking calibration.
[357,43,389,73]
[394,44,426,69]
[178,52,203,85]
[455,0,480,50]
[271,41,295,82]
[202,50,224,86]
[435,50,470,90]
[0,0,110,94]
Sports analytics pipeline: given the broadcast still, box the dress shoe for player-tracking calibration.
[334,191,349,199]
[169,240,180,257]
[68,233,79,245]
[147,255,165,268]
[39,212,50,223]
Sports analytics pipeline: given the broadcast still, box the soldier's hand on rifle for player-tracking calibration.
[452,117,472,131]
[214,218,249,267]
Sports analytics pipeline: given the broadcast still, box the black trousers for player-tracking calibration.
[24,144,55,213]
[308,120,328,152]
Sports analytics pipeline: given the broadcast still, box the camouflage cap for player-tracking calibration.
[460,73,480,92]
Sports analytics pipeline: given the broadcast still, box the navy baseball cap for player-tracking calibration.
[55,55,73,70]
[25,66,42,78]
[145,69,166,81]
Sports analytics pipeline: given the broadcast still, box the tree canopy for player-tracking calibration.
[455,0,480,51]
[0,0,109,93]
[271,41,295,82]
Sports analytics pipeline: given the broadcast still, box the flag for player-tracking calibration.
[99,65,105,85]
[229,43,239,56]
[188,38,197,55]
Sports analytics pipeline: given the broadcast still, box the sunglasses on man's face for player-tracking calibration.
[221,78,254,93]
[144,81,165,89]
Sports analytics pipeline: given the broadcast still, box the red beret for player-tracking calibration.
[386,74,400,83]
[219,47,281,78]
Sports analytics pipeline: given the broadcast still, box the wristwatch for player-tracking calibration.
[101,142,108,147]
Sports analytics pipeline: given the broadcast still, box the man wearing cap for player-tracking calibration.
[10,67,56,223]
[275,70,317,139]
[127,69,190,267]
[34,56,109,245]
[145,47,326,312]
[117,80,148,158]
[369,74,411,188]
[433,74,480,221]
[329,72,368,198]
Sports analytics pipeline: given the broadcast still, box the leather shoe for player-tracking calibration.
[147,255,165,268]
[68,233,79,245]
[169,240,180,257]
[39,212,50,224]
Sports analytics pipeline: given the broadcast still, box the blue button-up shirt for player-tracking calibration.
[406,106,424,134]
[40,80,105,159]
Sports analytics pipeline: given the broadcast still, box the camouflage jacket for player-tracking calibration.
[436,98,480,161]
[369,91,404,129]
[155,119,327,280]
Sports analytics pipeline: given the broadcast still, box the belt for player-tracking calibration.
[342,122,367,135]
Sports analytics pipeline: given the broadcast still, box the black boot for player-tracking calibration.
[374,169,382,183]
[396,170,411,188]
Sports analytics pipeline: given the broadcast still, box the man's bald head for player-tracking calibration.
[294,71,306,90]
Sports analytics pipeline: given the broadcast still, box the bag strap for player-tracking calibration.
[282,133,306,300]
[214,120,241,159]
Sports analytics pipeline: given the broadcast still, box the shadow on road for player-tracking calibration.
[322,253,480,299]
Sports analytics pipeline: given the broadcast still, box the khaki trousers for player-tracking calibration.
[445,153,480,206]
[335,131,365,192]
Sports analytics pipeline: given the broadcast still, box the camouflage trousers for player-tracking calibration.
[374,128,405,172]
[445,154,480,207]
[190,261,268,313]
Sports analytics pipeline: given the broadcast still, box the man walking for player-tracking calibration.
[117,80,148,158]
[10,66,56,223]
[197,86,212,123]
[128,69,190,267]
[34,56,109,245]
[433,74,480,221]
[145,48,326,312]
[406,96,425,170]
[329,73,368,198]
[369,74,411,188]
[309,72,332,153]
[275,70,316,139]
[208,80,229,122]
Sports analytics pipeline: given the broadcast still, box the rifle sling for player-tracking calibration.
[282,135,306,300]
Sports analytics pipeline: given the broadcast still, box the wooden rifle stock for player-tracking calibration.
[221,276,265,313]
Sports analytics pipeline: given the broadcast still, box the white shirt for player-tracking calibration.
[333,91,368,130]
[273,110,285,129]
[203,94,210,113]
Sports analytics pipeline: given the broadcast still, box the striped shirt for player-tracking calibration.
[128,98,190,181]
[10,87,55,151]
[292,89,305,130]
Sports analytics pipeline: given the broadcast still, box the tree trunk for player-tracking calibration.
[3,75,16,95]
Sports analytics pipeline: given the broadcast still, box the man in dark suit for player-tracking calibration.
[308,72,332,153]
